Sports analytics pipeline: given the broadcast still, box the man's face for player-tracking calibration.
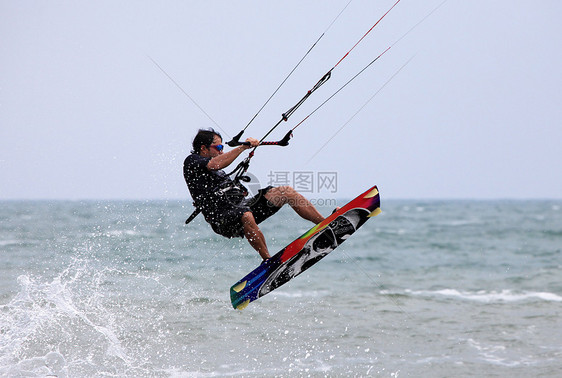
[201,134,223,158]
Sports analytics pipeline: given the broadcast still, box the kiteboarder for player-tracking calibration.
[184,128,327,261]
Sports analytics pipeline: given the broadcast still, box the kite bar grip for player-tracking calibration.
[226,130,244,147]
[260,130,292,146]
[227,140,251,147]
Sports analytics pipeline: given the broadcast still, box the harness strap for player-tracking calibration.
[185,205,202,225]
[185,181,248,226]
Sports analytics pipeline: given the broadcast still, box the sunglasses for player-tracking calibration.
[209,144,224,152]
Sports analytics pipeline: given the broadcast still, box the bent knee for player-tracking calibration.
[268,186,297,199]
[277,185,296,194]
[265,186,286,206]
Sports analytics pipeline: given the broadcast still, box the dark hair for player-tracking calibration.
[192,128,222,154]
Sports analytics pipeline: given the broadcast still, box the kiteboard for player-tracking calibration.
[230,185,381,310]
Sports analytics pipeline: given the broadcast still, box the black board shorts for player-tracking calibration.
[210,186,281,238]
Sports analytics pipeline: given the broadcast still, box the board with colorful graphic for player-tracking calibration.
[230,185,381,309]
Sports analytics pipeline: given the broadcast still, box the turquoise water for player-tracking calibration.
[1,199,561,376]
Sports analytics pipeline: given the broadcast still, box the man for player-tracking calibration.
[184,128,327,261]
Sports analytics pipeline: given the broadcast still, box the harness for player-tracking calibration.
[185,181,248,225]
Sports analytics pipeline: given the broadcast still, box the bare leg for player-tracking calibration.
[241,211,270,260]
[265,186,325,224]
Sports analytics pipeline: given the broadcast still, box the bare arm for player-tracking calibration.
[206,146,246,170]
[206,138,258,171]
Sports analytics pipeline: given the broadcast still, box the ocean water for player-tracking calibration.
[1,198,561,377]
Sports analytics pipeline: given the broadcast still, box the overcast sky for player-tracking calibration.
[1,0,561,200]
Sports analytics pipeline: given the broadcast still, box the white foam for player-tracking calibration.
[465,338,530,367]
[404,289,562,303]
[105,229,139,237]
[0,269,132,376]
[272,289,328,299]
[0,239,22,246]
[443,218,481,227]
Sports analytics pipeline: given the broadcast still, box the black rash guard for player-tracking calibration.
[183,153,247,221]
[183,153,281,238]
